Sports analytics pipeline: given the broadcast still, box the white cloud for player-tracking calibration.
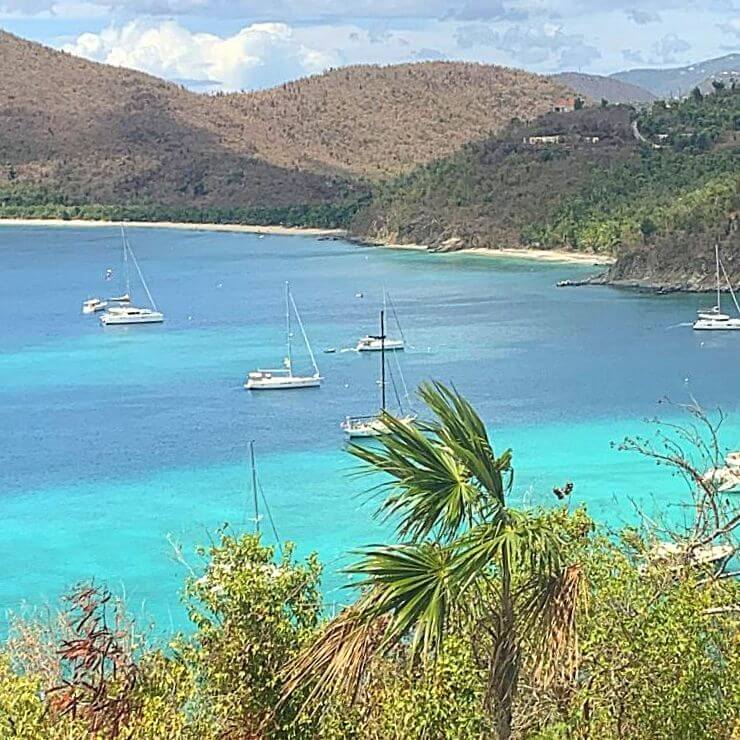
[61,19,341,90]
[651,33,691,63]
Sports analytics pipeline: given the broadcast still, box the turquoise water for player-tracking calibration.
[1,225,739,631]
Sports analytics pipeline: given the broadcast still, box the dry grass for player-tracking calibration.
[0,32,572,207]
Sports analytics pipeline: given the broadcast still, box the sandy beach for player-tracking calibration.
[0,217,347,238]
[379,241,615,265]
[0,218,614,265]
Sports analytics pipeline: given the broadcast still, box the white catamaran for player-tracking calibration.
[245,282,321,390]
[100,226,164,326]
[342,309,416,438]
[693,244,740,331]
[356,290,405,351]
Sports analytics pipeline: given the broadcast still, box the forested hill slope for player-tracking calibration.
[0,30,353,212]
[0,31,572,214]
[351,88,739,290]
[221,63,571,179]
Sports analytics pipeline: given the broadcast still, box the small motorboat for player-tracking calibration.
[82,297,108,314]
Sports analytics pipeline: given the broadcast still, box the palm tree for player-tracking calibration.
[282,382,582,739]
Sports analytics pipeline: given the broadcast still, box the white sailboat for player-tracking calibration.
[356,290,405,351]
[245,282,321,390]
[693,244,740,331]
[81,226,131,314]
[109,226,132,304]
[100,228,164,326]
[342,309,416,438]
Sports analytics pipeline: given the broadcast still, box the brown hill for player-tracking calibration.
[0,30,349,209]
[0,31,572,208]
[220,63,572,178]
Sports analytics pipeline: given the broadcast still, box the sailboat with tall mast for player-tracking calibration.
[356,289,405,351]
[81,225,131,314]
[342,309,416,438]
[693,244,740,331]
[245,282,322,390]
[100,227,164,325]
[109,225,132,304]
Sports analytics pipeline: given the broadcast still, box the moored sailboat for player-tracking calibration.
[342,309,416,438]
[245,282,321,390]
[356,289,405,351]
[100,227,164,326]
[693,244,740,331]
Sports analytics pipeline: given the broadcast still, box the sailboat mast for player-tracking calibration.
[121,225,131,297]
[285,281,293,376]
[127,244,158,311]
[288,292,320,376]
[715,243,721,311]
[380,309,386,411]
[249,440,260,534]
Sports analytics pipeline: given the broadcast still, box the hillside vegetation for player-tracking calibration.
[351,87,740,289]
[223,63,570,178]
[0,30,570,213]
[0,31,355,211]
[0,387,739,739]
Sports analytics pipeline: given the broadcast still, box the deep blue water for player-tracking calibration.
[1,225,739,632]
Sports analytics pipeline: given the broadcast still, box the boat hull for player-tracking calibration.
[245,375,322,390]
[356,340,404,352]
[82,301,107,314]
[100,311,164,325]
[341,415,416,438]
[693,319,740,330]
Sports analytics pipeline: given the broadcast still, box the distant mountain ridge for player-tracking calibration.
[611,53,740,97]
[551,72,656,104]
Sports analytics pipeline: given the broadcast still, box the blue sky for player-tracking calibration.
[2,0,738,91]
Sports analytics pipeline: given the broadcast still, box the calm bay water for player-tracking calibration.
[1,224,739,632]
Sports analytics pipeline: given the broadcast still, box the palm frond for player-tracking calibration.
[531,564,585,689]
[347,382,512,542]
[453,510,566,588]
[279,593,388,714]
[345,542,460,661]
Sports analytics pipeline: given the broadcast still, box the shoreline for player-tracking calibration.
[0,217,614,266]
[0,217,347,238]
[376,241,615,265]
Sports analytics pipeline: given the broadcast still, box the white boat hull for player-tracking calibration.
[356,338,404,352]
[341,415,416,438]
[100,309,164,325]
[82,300,107,314]
[245,374,322,390]
[693,318,740,330]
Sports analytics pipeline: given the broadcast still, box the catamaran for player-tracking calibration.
[342,309,416,438]
[356,290,405,351]
[100,227,164,325]
[693,244,740,331]
[245,282,321,390]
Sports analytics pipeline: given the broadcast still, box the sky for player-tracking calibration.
[1,0,738,92]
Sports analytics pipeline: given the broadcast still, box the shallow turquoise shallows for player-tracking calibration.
[1,225,739,634]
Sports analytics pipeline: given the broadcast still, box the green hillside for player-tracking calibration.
[350,86,739,288]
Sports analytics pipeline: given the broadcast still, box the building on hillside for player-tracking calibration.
[553,97,576,113]
[526,134,565,145]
